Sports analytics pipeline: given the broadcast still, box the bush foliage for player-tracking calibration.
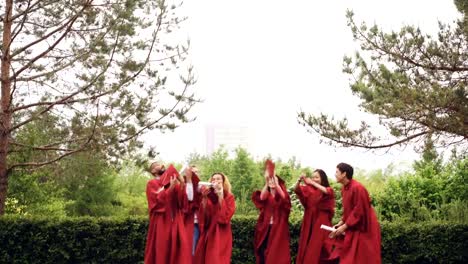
[0,216,466,264]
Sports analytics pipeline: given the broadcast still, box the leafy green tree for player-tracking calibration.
[299,0,467,150]
[443,156,468,202]
[113,160,149,216]
[7,169,69,217]
[374,151,468,222]
[60,152,118,217]
[0,0,199,215]
[413,136,443,174]
[4,197,26,215]
[230,147,260,215]
[231,148,259,196]
[6,114,68,216]
[199,147,232,180]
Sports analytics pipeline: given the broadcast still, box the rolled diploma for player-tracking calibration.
[197,181,213,191]
[320,224,345,235]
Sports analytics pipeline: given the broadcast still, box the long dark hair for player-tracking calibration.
[314,169,330,187]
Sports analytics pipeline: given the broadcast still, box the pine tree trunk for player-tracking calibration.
[0,0,13,216]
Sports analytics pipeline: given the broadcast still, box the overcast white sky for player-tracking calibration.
[142,0,460,173]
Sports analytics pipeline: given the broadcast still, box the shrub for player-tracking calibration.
[0,216,467,263]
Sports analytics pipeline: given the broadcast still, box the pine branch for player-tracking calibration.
[8,98,100,170]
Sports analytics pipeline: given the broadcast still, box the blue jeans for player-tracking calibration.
[193,223,200,256]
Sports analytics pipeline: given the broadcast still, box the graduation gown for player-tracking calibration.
[252,178,291,264]
[144,179,191,264]
[194,191,236,264]
[339,179,381,264]
[295,184,335,264]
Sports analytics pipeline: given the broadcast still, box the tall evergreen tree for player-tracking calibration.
[299,1,467,151]
[0,0,198,215]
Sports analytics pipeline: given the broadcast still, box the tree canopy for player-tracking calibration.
[299,0,468,151]
[0,0,198,215]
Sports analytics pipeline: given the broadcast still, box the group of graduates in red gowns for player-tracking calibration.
[144,162,235,264]
[144,161,381,264]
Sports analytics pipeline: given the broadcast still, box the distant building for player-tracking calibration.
[205,124,250,155]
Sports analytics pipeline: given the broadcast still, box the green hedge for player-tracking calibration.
[0,216,466,263]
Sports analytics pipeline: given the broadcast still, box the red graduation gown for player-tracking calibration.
[144,179,191,264]
[194,191,236,264]
[183,176,200,263]
[340,179,381,264]
[252,181,291,264]
[295,185,335,264]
